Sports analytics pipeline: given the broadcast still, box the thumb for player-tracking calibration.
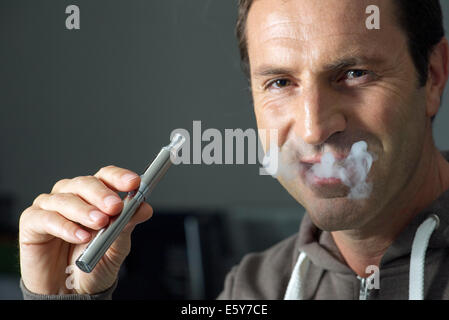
[103,201,153,265]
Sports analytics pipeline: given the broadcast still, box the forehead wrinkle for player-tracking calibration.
[248,0,397,52]
[254,16,379,50]
[258,31,373,47]
[247,0,406,77]
[255,34,381,63]
[254,2,369,40]
[257,21,303,43]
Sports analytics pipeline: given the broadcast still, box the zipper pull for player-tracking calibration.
[358,276,369,300]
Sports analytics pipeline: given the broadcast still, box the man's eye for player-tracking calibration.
[344,70,369,80]
[267,78,292,89]
[274,79,291,87]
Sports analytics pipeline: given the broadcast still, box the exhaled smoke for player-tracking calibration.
[310,141,374,199]
[263,140,376,200]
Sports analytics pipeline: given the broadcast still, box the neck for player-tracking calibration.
[332,141,449,278]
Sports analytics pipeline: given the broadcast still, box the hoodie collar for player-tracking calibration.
[295,213,353,274]
[381,181,449,267]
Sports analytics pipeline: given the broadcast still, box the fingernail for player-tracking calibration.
[75,229,90,241]
[104,195,121,208]
[89,210,106,222]
[122,173,139,183]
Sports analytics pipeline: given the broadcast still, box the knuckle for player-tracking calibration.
[19,206,42,240]
[72,175,95,186]
[41,209,53,227]
[32,193,49,207]
[60,218,75,235]
[19,206,34,226]
[51,178,69,193]
[50,192,74,206]
[97,165,116,176]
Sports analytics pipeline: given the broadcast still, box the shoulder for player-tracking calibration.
[217,233,299,300]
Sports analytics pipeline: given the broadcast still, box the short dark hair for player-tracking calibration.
[236,0,445,87]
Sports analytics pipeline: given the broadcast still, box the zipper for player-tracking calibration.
[358,276,370,300]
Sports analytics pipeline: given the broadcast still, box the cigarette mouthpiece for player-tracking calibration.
[167,133,186,155]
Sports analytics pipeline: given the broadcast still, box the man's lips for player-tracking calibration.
[299,154,347,186]
[300,153,348,164]
[308,175,343,186]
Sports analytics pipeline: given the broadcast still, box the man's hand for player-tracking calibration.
[19,165,153,295]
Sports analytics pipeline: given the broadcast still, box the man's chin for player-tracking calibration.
[280,177,375,229]
[302,196,372,231]
[280,176,350,201]
[307,212,358,232]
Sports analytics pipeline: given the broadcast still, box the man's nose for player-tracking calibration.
[294,83,347,145]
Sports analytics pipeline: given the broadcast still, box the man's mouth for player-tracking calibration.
[296,141,375,199]
[300,154,347,187]
[308,174,343,186]
[300,163,344,187]
[300,153,348,165]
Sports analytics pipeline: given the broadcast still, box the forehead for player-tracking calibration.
[246,0,405,70]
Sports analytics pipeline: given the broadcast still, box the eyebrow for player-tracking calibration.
[253,67,297,78]
[323,58,360,72]
[323,56,385,71]
[252,55,386,78]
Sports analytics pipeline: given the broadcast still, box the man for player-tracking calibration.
[19,0,449,299]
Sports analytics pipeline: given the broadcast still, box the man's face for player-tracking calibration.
[247,0,430,231]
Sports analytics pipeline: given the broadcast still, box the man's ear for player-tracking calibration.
[426,37,449,118]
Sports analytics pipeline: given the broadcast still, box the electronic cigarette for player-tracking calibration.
[75,134,185,273]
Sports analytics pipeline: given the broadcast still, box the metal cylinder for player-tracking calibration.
[75,136,181,273]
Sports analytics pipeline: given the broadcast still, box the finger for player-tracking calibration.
[94,165,141,193]
[50,175,126,216]
[32,193,110,230]
[19,206,91,245]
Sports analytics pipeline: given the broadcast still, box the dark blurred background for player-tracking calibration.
[1,0,449,299]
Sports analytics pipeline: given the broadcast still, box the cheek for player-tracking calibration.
[356,86,427,177]
[355,86,425,147]
[254,96,296,150]
[367,97,400,144]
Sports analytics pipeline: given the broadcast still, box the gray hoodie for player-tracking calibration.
[217,151,449,300]
[20,152,449,300]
